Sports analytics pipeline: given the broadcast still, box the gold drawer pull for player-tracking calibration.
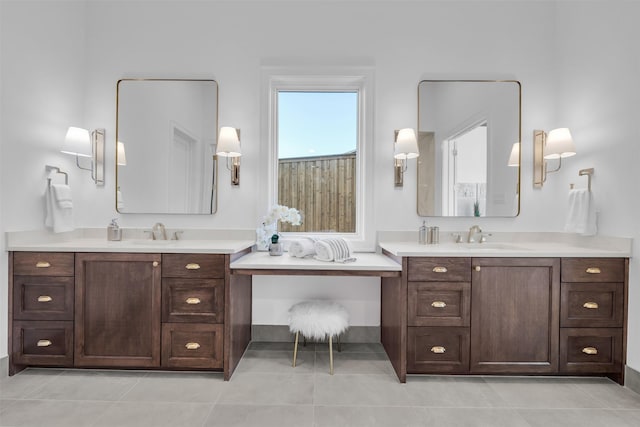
[430,346,446,354]
[586,267,601,274]
[37,296,53,303]
[583,302,599,309]
[431,301,447,308]
[582,347,598,355]
[185,297,201,305]
[37,340,52,347]
[185,342,201,350]
[475,266,481,272]
[185,263,201,270]
[432,266,448,273]
[35,261,51,268]
[153,261,159,267]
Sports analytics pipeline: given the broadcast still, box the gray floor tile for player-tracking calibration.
[484,376,603,408]
[0,368,63,399]
[314,405,428,427]
[314,374,418,406]
[248,341,316,352]
[219,372,315,405]
[235,350,315,374]
[518,408,640,427]
[572,377,640,409]
[315,342,386,353]
[204,404,314,427]
[119,371,226,403]
[91,401,212,427]
[24,369,143,401]
[423,408,530,427]
[0,399,113,427]
[315,351,395,376]
[406,376,506,408]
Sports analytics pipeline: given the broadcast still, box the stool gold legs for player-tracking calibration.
[329,335,334,375]
[292,331,299,367]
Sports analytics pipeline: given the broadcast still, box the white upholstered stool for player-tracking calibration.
[288,300,349,375]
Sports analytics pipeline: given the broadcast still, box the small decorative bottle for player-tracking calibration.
[418,221,427,245]
[269,234,283,256]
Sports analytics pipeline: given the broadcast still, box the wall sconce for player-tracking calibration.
[508,142,520,167]
[393,128,419,187]
[533,127,576,188]
[60,126,105,185]
[216,126,241,186]
[117,141,127,166]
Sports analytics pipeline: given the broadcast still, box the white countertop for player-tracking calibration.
[230,251,402,271]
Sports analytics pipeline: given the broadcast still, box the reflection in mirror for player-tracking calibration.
[116,79,218,214]
[417,80,520,217]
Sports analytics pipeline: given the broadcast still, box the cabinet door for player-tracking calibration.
[470,258,560,374]
[75,253,161,368]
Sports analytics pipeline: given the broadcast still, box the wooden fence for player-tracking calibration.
[278,152,356,233]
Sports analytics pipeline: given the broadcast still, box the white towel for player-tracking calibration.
[314,238,356,263]
[288,238,317,258]
[117,190,125,211]
[45,184,74,233]
[564,189,597,236]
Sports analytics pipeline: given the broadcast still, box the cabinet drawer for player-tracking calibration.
[162,279,224,323]
[161,323,223,369]
[407,258,471,282]
[13,252,74,276]
[12,321,73,366]
[561,258,625,283]
[162,254,225,279]
[408,282,470,327]
[407,327,469,373]
[560,328,623,373]
[561,282,624,327]
[13,276,74,321]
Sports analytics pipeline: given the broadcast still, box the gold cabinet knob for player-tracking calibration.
[432,266,448,273]
[475,266,481,272]
[431,301,447,308]
[185,342,201,350]
[37,295,53,303]
[582,347,598,355]
[586,267,601,274]
[35,261,51,268]
[185,263,201,270]
[152,261,159,267]
[37,340,52,347]
[185,297,201,305]
[583,302,599,309]
[430,346,446,354]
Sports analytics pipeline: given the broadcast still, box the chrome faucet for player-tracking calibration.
[151,222,167,240]
[467,225,482,243]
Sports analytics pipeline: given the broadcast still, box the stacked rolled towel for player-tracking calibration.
[314,238,356,263]
[288,238,317,258]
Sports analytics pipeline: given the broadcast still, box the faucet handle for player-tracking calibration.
[479,233,492,243]
[143,230,155,240]
[451,233,463,243]
[172,231,184,240]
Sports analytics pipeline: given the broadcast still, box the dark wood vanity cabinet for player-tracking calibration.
[404,256,627,383]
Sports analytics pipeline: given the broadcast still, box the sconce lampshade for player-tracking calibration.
[544,128,576,159]
[61,126,91,157]
[394,128,419,160]
[508,142,520,167]
[117,141,127,166]
[216,126,241,157]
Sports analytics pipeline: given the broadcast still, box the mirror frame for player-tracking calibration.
[417,79,521,217]
[115,78,219,214]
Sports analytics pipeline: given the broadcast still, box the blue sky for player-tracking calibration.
[277,91,358,159]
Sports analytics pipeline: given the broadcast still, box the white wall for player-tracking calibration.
[2,1,638,372]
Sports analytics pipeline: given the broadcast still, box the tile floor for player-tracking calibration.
[2,342,640,426]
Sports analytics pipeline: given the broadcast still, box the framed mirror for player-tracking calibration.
[116,79,218,214]
[417,80,521,217]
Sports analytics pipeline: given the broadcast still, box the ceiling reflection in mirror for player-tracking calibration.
[417,80,521,217]
[116,79,218,214]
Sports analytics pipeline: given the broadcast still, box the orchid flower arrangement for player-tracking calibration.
[256,205,302,249]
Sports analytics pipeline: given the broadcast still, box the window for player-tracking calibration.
[265,71,372,240]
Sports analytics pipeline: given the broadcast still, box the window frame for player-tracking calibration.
[262,68,373,246]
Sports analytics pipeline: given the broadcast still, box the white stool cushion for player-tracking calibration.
[288,300,349,340]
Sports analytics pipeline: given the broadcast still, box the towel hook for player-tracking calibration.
[45,165,69,185]
[579,168,594,192]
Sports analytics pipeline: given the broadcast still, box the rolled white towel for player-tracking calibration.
[314,238,356,263]
[289,238,317,258]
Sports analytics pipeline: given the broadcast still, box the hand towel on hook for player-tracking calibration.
[564,188,596,236]
[45,183,74,233]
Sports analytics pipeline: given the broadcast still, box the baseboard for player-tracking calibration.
[0,356,8,380]
[251,325,380,343]
[625,365,640,394]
